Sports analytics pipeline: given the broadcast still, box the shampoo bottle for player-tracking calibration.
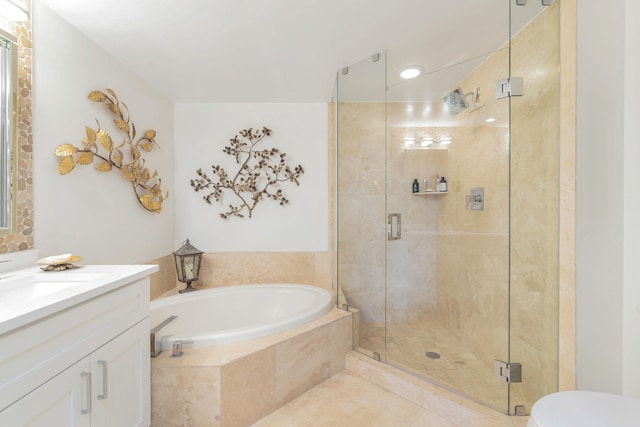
[438,176,447,192]
[412,179,419,193]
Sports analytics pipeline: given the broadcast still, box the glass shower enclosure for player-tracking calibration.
[335,0,560,414]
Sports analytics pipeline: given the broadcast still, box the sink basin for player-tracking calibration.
[0,272,106,284]
[27,273,106,282]
[0,272,107,298]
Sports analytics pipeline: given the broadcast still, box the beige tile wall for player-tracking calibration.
[149,251,333,300]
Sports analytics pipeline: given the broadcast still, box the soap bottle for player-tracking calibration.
[438,176,447,192]
[412,179,419,193]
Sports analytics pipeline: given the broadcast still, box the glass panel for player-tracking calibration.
[336,53,387,359]
[509,0,560,413]
[385,45,511,410]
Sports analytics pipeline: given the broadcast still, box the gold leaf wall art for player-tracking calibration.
[191,126,304,219]
[54,89,168,213]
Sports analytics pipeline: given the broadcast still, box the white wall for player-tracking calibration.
[174,103,328,252]
[623,0,640,399]
[577,0,640,399]
[576,0,627,394]
[32,2,174,264]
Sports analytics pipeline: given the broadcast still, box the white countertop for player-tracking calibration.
[0,264,158,336]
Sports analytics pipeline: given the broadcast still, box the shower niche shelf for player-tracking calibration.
[412,191,448,196]
[403,147,449,152]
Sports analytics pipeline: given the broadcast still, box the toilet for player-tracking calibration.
[528,391,640,427]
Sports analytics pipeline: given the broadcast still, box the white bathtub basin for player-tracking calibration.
[150,283,333,349]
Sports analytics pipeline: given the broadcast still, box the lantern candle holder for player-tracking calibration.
[173,239,203,293]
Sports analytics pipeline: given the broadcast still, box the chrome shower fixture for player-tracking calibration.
[443,88,468,115]
[443,87,483,115]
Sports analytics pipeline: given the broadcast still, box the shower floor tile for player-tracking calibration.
[357,321,527,410]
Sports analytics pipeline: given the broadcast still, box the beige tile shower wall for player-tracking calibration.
[336,102,386,323]
[384,2,567,407]
[508,1,561,408]
[435,125,510,362]
[386,128,443,323]
[0,1,33,253]
[386,124,510,359]
[386,78,511,358]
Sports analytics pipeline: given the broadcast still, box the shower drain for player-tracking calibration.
[425,351,441,359]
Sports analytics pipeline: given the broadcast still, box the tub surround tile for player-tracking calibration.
[151,308,350,368]
[275,325,332,406]
[220,347,278,427]
[199,252,331,291]
[151,308,352,427]
[151,344,225,368]
[219,308,350,365]
[149,251,334,300]
[148,254,178,300]
[151,366,221,427]
[330,314,354,374]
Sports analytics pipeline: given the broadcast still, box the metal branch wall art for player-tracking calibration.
[54,89,168,213]
[191,127,304,219]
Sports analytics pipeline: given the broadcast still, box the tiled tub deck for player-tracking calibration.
[150,308,352,427]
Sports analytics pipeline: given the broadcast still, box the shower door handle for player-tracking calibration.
[388,213,401,240]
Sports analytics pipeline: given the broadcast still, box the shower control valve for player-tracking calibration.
[466,187,484,211]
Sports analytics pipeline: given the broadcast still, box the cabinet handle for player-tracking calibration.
[97,360,108,400]
[81,372,92,415]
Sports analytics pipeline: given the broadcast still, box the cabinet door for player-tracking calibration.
[91,319,150,427]
[0,358,92,427]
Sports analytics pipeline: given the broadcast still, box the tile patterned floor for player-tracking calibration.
[252,352,529,427]
[358,321,513,410]
[252,371,460,427]
[252,320,534,427]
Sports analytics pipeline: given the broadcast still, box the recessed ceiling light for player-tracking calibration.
[485,117,496,123]
[400,66,423,79]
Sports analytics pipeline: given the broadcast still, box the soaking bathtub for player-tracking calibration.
[149,283,333,350]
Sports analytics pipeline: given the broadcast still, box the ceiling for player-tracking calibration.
[37,0,543,103]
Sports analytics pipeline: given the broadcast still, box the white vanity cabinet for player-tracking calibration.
[2,356,91,426]
[0,265,157,427]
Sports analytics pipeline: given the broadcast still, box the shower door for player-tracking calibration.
[384,42,512,412]
[336,0,561,415]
